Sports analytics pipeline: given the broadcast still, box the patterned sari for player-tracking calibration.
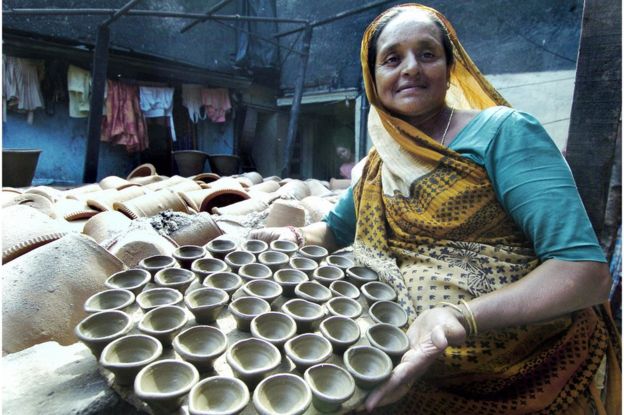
[353,4,620,414]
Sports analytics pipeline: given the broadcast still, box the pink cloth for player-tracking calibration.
[201,88,231,123]
[340,162,355,179]
[101,80,148,153]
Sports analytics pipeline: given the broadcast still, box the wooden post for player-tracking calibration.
[565,0,621,236]
[281,25,312,178]
[82,25,110,183]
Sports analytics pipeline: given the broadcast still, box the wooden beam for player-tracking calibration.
[82,25,109,184]
[566,0,621,236]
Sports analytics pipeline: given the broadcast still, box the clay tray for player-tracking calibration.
[90,252,400,415]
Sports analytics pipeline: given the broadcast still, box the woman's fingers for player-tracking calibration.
[364,361,418,411]
[365,325,449,412]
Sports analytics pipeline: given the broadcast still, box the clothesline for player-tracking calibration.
[3,55,233,153]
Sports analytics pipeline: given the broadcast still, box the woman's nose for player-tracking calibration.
[401,53,419,76]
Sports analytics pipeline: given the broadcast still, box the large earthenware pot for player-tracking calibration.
[2,148,41,187]
[173,150,209,177]
[208,154,240,176]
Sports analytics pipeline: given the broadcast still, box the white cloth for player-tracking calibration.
[181,84,206,124]
[3,56,44,123]
[139,86,176,141]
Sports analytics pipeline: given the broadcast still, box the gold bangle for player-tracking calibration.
[436,301,471,336]
[436,301,463,314]
[459,299,478,337]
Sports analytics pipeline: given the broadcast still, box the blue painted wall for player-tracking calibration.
[197,118,235,156]
[3,105,137,185]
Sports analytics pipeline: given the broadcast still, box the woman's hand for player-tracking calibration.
[248,227,297,244]
[364,307,467,411]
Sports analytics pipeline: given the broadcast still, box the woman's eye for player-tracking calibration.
[422,51,435,59]
[384,56,399,65]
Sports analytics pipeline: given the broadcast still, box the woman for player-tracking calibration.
[251,4,619,414]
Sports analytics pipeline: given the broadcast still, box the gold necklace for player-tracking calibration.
[441,107,455,146]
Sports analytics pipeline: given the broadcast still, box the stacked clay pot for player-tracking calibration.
[75,236,409,414]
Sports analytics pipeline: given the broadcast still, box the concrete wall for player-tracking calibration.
[2,106,135,185]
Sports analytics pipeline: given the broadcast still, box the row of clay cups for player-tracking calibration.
[131,362,352,415]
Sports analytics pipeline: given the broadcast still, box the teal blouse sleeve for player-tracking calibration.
[483,109,606,262]
[322,186,356,248]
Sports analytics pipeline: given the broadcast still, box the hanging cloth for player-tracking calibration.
[139,86,177,141]
[181,84,207,124]
[67,65,91,118]
[101,80,148,153]
[3,56,45,123]
[201,88,231,123]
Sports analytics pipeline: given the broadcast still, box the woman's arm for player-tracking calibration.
[365,258,611,410]
[248,221,340,252]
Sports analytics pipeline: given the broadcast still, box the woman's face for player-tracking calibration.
[373,11,450,123]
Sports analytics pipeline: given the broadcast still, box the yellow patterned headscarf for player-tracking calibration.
[352,4,523,323]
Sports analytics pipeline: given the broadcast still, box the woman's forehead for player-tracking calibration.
[376,10,441,50]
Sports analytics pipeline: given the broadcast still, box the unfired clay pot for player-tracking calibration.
[202,272,243,296]
[298,245,329,263]
[84,289,135,313]
[361,281,397,305]
[273,268,308,297]
[172,325,227,371]
[99,334,163,386]
[369,301,408,328]
[304,363,355,413]
[281,299,324,333]
[191,258,229,279]
[311,265,344,286]
[166,212,224,247]
[172,245,207,270]
[82,211,132,244]
[205,238,237,260]
[2,204,67,263]
[75,310,133,358]
[240,239,268,256]
[99,175,136,190]
[228,296,271,332]
[325,254,355,271]
[138,305,189,346]
[226,338,281,387]
[326,296,363,319]
[294,281,332,304]
[264,200,306,228]
[134,359,199,414]
[343,345,393,389]
[284,333,333,370]
[115,188,188,219]
[3,233,125,354]
[86,185,146,212]
[238,263,272,282]
[188,376,250,415]
[105,268,151,295]
[250,311,297,350]
[242,279,283,303]
[253,373,312,415]
[366,323,410,365]
[127,163,156,180]
[289,257,318,276]
[154,267,196,293]
[136,288,184,311]
[184,287,229,324]
[345,266,379,287]
[329,280,360,300]
[224,250,256,273]
[258,250,289,272]
[139,255,177,278]
[211,198,268,216]
[269,240,298,257]
[319,316,361,354]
